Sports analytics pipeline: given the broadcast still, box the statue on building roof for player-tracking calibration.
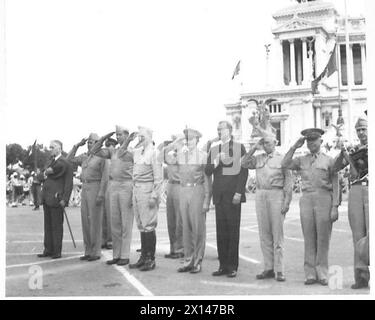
[247,98,277,138]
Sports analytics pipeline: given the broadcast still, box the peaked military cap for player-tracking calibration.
[183,128,202,139]
[301,128,325,140]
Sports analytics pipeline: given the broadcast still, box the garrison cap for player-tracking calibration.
[115,125,129,134]
[259,131,277,144]
[301,128,325,141]
[355,117,367,129]
[183,128,202,140]
[88,133,100,141]
[138,126,153,140]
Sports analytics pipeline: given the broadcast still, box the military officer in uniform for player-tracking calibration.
[205,121,248,278]
[101,138,117,250]
[67,133,108,261]
[282,128,340,285]
[333,117,369,289]
[126,127,163,272]
[242,133,292,281]
[165,128,212,274]
[90,126,134,266]
[158,137,184,259]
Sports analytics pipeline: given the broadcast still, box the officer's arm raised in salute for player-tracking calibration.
[89,132,116,159]
[281,137,306,170]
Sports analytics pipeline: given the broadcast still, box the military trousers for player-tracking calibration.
[300,189,332,281]
[348,185,369,282]
[133,182,158,233]
[255,189,285,273]
[102,187,112,246]
[81,182,104,257]
[109,180,134,259]
[180,184,206,268]
[166,183,183,254]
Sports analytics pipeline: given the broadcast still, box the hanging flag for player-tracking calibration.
[231,60,241,80]
[27,139,37,157]
[311,44,338,94]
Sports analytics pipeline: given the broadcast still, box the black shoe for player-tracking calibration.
[88,256,101,262]
[136,248,142,252]
[351,281,369,289]
[37,252,50,258]
[80,255,90,260]
[139,258,156,271]
[129,257,146,269]
[212,269,228,276]
[117,258,130,266]
[304,279,317,285]
[189,265,201,274]
[227,271,237,278]
[318,279,328,286]
[32,207,39,211]
[106,258,120,265]
[51,254,61,259]
[256,270,275,280]
[178,266,193,273]
[276,272,286,282]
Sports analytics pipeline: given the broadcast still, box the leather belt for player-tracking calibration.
[181,182,203,187]
[258,186,283,190]
[82,179,100,183]
[168,181,180,185]
[109,177,132,182]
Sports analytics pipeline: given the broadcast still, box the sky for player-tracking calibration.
[2,0,367,152]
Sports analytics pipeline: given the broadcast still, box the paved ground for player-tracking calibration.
[5,193,370,297]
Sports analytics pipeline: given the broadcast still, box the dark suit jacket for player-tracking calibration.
[41,156,74,207]
[205,139,248,205]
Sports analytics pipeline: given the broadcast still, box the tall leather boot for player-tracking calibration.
[129,232,146,269]
[140,231,156,271]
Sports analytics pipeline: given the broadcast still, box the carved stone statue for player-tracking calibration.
[247,98,277,138]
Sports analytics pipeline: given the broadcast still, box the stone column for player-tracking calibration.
[360,43,366,85]
[348,43,354,86]
[314,102,322,129]
[302,38,309,86]
[308,38,314,80]
[289,39,296,86]
[278,39,285,87]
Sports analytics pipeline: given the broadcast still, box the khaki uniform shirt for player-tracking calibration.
[242,151,293,195]
[286,151,339,206]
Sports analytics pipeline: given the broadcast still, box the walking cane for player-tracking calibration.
[55,193,76,248]
[63,207,76,248]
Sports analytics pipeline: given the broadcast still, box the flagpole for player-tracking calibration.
[336,37,344,126]
[344,0,353,142]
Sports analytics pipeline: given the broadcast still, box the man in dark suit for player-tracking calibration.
[205,121,248,278]
[38,140,73,259]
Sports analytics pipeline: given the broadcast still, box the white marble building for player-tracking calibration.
[225,0,367,151]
